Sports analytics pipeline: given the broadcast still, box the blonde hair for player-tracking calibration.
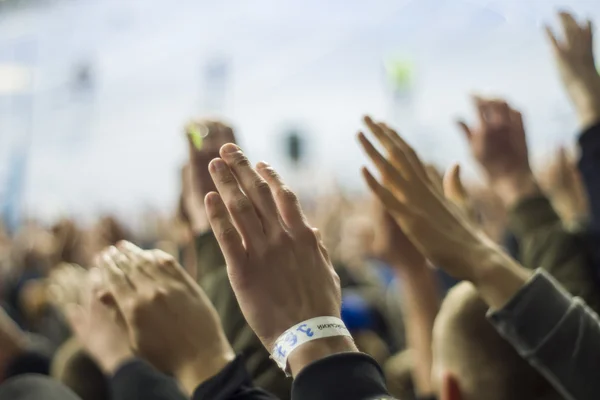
[432,282,559,400]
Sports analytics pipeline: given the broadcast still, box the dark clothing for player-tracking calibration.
[4,351,50,379]
[506,195,600,313]
[489,269,600,400]
[578,121,600,234]
[111,359,186,400]
[0,374,80,400]
[109,353,394,400]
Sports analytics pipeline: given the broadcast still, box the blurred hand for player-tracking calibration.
[459,97,539,207]
[442,163,478,223]
[370,198,426,272]
[205,143,356,376]
[359,117,502,282]
[541,146,588,225]
[62,267,133,375]
[98,242,234,394]
[184,120,237,234]
[47,263,87,314]
[546,12,600,129]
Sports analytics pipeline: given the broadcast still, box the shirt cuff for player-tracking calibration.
[192,355,255,399]
[292,352,391,400]
[487,270,573,355]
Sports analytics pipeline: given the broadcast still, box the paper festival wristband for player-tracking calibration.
[270,316,353,373]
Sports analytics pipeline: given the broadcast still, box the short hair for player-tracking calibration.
[432,282,560,400]
[51,338,109,400]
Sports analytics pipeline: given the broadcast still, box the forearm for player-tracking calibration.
[507,195,600,312]
[489,269,600,400]
[578,121,600,232]
[395,264,440,395]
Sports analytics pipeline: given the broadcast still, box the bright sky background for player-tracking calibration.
[1,0,600,221]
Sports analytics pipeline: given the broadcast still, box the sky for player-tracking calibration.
[1,0,600,221]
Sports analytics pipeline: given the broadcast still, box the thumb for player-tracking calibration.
[443,163,469,206]
[456,120,472,140]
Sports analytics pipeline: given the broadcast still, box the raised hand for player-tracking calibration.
[443,164,478,223]
[546,12,600,129]
[540,146,588,225]
[358,116,502,282]
[370,198,426,272]
[97,242,234,394]
[184,120,237,234]
[458,97,539,207]
[59,266,134,375]
[204,143,356,376]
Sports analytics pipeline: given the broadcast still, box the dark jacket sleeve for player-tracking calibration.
[110,359,186,400]
[578,121,600,234]
[489,269,600,400]
[193,356,278,400]
[507,195,600,313]
[195,232,292,399]
[292,353,395,400]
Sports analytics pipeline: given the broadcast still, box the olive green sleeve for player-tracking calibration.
[194,232,292,399]
[507,194,600,312]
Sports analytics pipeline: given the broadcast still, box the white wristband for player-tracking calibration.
[271,316,352,373]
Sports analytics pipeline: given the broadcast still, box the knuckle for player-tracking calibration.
[232,153,251,168]
[270,230,292,248]
[229,196,254,214]
[253,178,272,195]
[218,226,239,242]
[218,172,237,185]
[277,186,298,204]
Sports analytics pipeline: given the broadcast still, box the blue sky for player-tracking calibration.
[1,0,600,220]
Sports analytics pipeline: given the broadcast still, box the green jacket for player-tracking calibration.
[194,232,292,399]
[508,194,600,313]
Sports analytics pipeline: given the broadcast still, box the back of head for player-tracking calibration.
[51,338,109,400]
[432,282,560,400]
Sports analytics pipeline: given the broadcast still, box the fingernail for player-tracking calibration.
[257,161,269,169]
[221,143,239,154]
[211,159,226,171]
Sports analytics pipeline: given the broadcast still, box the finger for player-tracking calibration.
[363,116,416,180]
[488,100,510,126]
[98,251,136,308]
[457,120,473,140]
[204,191,247,268]
[116,241,162,280]
[379,123,429,182]
[219,144,284,235]
[361,167,411,219]
[425,164,444,195]
[255,162,309,232]
[209,157,265,246]
[443,164,469,205]
[357,132,408,192]
[560,12,580,47]
[472,95,487,124]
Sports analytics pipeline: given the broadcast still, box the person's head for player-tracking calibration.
[431,282,559,400]
[51,338,109,400]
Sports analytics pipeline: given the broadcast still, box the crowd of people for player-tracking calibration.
[1,9,600,400]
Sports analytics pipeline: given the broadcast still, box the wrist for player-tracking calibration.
[489,172,539,208]
[469,246,533,310]
[97,350,135,375]
[287,335,358,377]
[174,346,236,395]
[567,72,600,129]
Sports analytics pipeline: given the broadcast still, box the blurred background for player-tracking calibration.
[0,0,599,226]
